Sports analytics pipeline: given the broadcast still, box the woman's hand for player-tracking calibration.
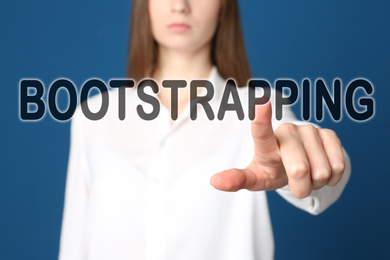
[210,101,346,199]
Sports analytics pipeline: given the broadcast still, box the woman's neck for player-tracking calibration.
[152,45,213,83]
[153,45,213,121]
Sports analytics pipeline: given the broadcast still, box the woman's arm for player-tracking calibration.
[210,96,351,214]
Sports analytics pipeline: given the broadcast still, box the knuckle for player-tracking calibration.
[321,129,340,142]
[278,123,297,135]
[332,161,346,175]
[327,175,343,186]
[289,162,310,179]
[321,128,336,137]
[252,130,274,141]
[302,124,318,135]
[293,189,311,199]
[313,167,331,182]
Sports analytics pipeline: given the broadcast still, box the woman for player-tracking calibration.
[59,0,351,259]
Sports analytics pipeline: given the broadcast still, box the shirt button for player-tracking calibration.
[152,179,160,185]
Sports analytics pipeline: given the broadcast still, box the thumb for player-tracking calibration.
[210,168,258,192]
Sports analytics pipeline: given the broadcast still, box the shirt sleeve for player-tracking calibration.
[58,110,90,260]
[271,97,351,215]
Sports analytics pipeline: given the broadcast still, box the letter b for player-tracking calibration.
[20,80,45,120]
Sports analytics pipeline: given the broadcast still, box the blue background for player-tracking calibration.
[1,0,389,259]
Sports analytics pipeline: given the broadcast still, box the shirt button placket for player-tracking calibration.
[145,123,170,260]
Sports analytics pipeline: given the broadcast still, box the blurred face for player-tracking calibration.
[148,0,221,53]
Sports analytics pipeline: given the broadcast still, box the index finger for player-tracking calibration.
[251,101,280,163]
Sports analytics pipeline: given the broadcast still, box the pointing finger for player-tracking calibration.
[251,101,280,165]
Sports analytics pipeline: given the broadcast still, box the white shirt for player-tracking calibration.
[59,67,351,260]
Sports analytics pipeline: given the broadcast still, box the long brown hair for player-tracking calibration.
[127,0,251,87]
